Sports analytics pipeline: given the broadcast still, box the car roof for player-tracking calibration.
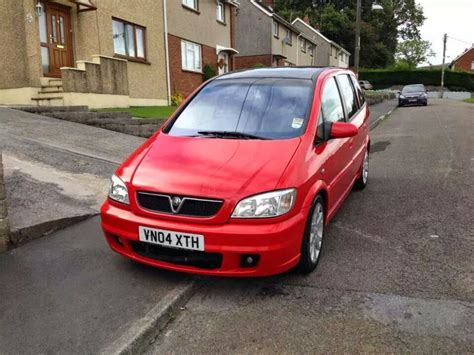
[216,67,329,81]
[404,84,425,87]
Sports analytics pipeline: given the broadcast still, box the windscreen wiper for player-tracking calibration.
[197,131,268,140]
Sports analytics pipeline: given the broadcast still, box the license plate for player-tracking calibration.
[409,99,417,102]
[139,226,204,251]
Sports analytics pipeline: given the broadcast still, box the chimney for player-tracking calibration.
[303,15,310,25]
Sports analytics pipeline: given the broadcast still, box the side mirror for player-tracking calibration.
[329,122,358,139]
[397,91,401,95]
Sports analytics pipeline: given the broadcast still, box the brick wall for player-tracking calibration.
[168,34,218,97]
[453,48,474,72]
[234,55,273,69]
[0,154,10,252]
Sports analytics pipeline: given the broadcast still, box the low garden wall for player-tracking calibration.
[0,154,10,252]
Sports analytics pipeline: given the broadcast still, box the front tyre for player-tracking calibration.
[296,195,325,274]
[354,150,369,190]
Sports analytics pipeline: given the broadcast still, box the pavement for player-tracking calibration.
[146,99,474,353]
[368,98,398,128]
[0,107,144,244]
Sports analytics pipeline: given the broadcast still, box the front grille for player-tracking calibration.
[136,192,223,217]
[131,241,223,269]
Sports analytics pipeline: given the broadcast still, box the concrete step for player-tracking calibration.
[48,78,63,86]
[33,92,64,100]
[40,85,63,93]
[31,98,65,107]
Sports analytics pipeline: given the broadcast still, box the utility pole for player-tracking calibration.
[354,0,362,75]
[440,33,447,98]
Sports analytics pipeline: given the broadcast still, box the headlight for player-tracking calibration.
[109,174,129,204]
[399,94,405,99]
[232,189,296,218]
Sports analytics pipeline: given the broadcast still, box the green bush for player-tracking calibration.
[171,92,184,107]
[203,64,217,81]
[251,63,266,68]
[359,69,474,91]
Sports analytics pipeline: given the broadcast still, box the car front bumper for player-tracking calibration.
[399,97,427,105]
[101,201,309,277]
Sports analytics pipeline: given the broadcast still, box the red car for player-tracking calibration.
[101,67,370,277]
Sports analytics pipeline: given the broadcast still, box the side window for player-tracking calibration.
[350,75,365,106]
[336,74,359,119]
[321,78,345,123]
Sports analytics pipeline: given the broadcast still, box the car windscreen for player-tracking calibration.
[402,85,425,93]
[167,78,313,140]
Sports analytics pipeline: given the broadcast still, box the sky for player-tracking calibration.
[417,0,474,66]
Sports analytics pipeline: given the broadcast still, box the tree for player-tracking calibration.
[395,39,435,68]
[273,0,426,68]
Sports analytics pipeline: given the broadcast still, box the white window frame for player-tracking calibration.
[300,38,306,53]
[182,0,198,11]
[216,1,225,23]
[471,61,474,70]
[273,20,279,38]
[181,40,202,73]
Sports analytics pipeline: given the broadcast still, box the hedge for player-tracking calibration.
[359,69,474,91]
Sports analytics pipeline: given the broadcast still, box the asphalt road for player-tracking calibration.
[146,99,474,353]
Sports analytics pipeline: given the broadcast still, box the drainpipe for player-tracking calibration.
[163,0,171,105]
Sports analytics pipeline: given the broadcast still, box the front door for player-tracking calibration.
[217,52,229,75]
[41,2,73,77]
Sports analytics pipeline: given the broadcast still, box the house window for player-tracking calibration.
[309,45,314,57]
[471,61,474,70]
[182,0,198,11]
[112,18,146,61]
[300,38,306,52]
[285,29,292,45]
[216,1,225,23]
[181,40,202,72]
[273,21,279,38]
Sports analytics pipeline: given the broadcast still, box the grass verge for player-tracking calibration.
[463,98,474,104]
[95,106,177,119]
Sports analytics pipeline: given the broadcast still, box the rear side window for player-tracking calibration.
[351,75,366,106]
[336,74,359,119]
[321,77,344,123]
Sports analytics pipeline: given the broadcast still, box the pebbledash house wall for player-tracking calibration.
[166,0,234,97]
[0,0,168,106]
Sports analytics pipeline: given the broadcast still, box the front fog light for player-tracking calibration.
[109,174,129,204]
[232,189,296,218]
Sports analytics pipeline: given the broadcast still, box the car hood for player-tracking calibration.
[131,133,301,199]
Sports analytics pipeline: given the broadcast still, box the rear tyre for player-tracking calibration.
[354,150,369,190]
[295,195,325,274]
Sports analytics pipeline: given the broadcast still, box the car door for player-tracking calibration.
[315,76,354,211]
[336,73,368,180]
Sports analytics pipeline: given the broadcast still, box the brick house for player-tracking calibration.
[450,45,474,73]
[0,0,169,108]
[234,0,318,69]
[165,0,240,98]
[292,16,350,68]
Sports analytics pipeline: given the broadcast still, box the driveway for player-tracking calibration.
[146,99,474,353]
[0,107,144,241]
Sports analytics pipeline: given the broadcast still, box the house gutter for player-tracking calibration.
[163,0,171,105]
